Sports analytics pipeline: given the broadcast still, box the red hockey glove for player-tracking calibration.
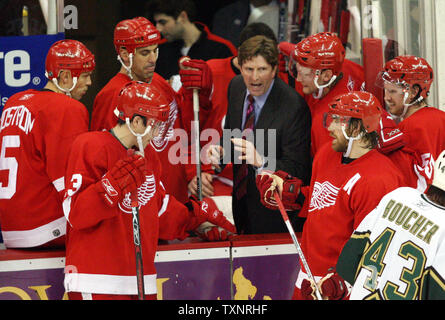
[319,268,351,300]
[256,172,279,210]
[301,279,319,300]
[196,224,232,241]
[377,111,405,154]
[189,197,237,234]
[278,41,295,58]
[96,154,147,207]
[179,57,213,95]
[256,170,302,211]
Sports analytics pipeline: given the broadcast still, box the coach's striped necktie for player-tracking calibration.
[234,94,255,200]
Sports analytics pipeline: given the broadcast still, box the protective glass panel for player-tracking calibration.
[0,1,50,36]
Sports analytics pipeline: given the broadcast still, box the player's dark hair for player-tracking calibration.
[409,84,428,105]
[117,114,148,127]
[426,185,445,207]
[238,22,278,46]
[347,118,379,149]
[146,0,196,21]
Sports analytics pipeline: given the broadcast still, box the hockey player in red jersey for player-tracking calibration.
[256,91,404,299]
[63,81,236,300]
[90,17,162,131]
[377,55,445,191]
[90,17,213,204]
[304,149,445,300]
[280,33,365,157]
[0,40,95,249]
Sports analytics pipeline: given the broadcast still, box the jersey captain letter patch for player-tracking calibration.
[309,181,340,212]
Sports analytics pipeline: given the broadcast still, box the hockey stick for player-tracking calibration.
[130,193,145,300]
[128,149,145,300]
[193,88,203,201]
[273,191,323,300]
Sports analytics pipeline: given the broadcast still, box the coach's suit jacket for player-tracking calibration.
[222,75,312,234]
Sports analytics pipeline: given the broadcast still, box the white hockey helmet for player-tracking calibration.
[432,150,445,191]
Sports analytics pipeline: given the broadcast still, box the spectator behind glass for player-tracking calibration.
[146,0,237,81]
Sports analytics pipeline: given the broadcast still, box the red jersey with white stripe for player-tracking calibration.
[63,131,196,295]
[0,89,89,248]
[298,145,404,281]
[398,107,445,191]
[90,72,189,203]
[305,59,365,157]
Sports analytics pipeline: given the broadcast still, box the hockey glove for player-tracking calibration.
[278,42,296,74]
[278,41,295,58]
[319,268,351,300]
[195,222,232,241]
[256,170,302,211]
[301,279,319,300]
[189,197,237,234]
[96,154,147,207]
[179,57,213,97]
[376,111,405,154]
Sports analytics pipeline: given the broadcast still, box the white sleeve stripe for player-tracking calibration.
[52,176,65,192]
[62,197,72,226]
[158,194,169,217]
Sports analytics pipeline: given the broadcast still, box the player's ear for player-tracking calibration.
[58,70,72,86]
[119,47,130,63]
[131,115,146,130]
[177,10,188,23]
[409,84,421,99]
[321,69,334,83]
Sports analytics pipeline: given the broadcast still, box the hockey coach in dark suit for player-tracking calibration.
[208,35,311,234]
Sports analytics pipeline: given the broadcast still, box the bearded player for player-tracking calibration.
[256,91,404,299]
[305,149,445,300]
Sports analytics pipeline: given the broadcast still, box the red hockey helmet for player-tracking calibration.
[115,81,170,123]
[324,91,383,133]
[45,39,95,80]
[114,17,161,55]
[377,55,433,99]
[291,32,345,75]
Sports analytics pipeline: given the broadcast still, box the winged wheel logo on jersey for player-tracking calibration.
[119,175,156,214]
[150,101,178,152]
[309,181,340,212]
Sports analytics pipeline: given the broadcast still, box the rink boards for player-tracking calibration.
[0,234,300,300]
